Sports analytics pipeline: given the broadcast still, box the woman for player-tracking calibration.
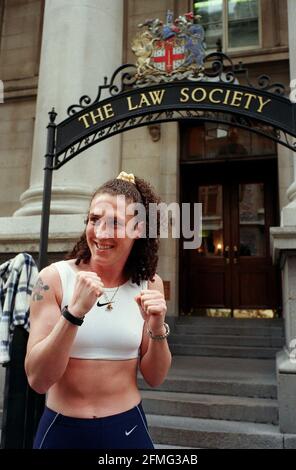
[25,171,172,449]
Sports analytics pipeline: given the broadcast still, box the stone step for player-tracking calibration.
[146,414,283,449]
[138,376,277,399]
[169,333,284,348]
[175,317,284,327]
[141,390,278,424]
[154,444,199,449]
[169,343,281,359]
[174,324,284,338]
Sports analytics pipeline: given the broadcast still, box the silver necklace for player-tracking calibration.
[101,285,120,311]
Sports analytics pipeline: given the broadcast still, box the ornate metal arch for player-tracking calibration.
[39,53,296,269]
[50,53,296,172]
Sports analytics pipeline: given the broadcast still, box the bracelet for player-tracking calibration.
[147,322,170,340]
[61,306,84,326]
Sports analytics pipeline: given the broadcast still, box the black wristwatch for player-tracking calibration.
[61,306,84,326]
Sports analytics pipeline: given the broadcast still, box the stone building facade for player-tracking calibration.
[1,0,296,446]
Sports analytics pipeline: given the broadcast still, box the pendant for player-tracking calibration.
[106,303,113,311]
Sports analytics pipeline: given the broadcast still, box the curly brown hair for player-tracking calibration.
[65,176,161,285]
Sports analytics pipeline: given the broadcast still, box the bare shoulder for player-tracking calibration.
[32,264,62,304]
[148,273,164,294]
[27,264,63,354]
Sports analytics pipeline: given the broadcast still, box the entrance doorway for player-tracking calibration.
[180,125,281,318]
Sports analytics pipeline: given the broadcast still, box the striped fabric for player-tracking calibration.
[0,253,38,364]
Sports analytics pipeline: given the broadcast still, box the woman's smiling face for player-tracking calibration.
[86,193,143,267]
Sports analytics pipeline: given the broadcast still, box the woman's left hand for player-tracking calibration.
[135,289,167,333]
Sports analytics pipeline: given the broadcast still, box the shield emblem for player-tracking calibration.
[150,37,186,74]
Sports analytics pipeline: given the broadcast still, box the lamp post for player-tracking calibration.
[38,108,57,270]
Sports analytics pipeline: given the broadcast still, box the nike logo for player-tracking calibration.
[125,425,138,436]
[97,301,114,307]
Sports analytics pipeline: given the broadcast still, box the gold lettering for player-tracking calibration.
[103,103,115,119]
[223,89,231,104]
[78,113,91,129]
[79,105,114,127]
[149,89,165,105]
[127,96,138,111]
[192,88,207,102]
[230,91,243,107]
[257,96,271,113]
[180,88,190,102]
[209,88,224,104]
[90,108,105,124]
[139,93,151,107]
[244,93,257,110]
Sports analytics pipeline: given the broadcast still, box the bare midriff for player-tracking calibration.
[46,357,141,418]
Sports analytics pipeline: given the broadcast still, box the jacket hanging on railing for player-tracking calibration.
[0,253,38,364]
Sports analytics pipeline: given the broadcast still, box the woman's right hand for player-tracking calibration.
[68,271,104,318]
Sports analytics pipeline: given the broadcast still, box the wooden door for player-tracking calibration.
[180,159,281,317]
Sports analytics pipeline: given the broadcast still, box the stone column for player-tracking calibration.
[270,0,296,438]
[281,1,296,225]
[14,0,123,216]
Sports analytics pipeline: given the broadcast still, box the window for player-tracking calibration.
[0,0,4,39]
[183,123,276,162]
[0,0,4,51]
[193,0,260,52]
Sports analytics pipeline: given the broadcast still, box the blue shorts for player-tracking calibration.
[33,402,154,449]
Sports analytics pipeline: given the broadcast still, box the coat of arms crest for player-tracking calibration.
[131,10,205,83]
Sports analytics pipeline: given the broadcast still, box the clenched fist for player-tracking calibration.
[68,271,104,319]
[135,289,167,334]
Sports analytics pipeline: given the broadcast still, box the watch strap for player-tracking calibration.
[147,322,170,340]
[61,306,84,326]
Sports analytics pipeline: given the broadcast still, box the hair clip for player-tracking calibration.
[116,171,136,185]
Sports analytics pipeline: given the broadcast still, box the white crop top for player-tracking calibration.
[53,261,146,360]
